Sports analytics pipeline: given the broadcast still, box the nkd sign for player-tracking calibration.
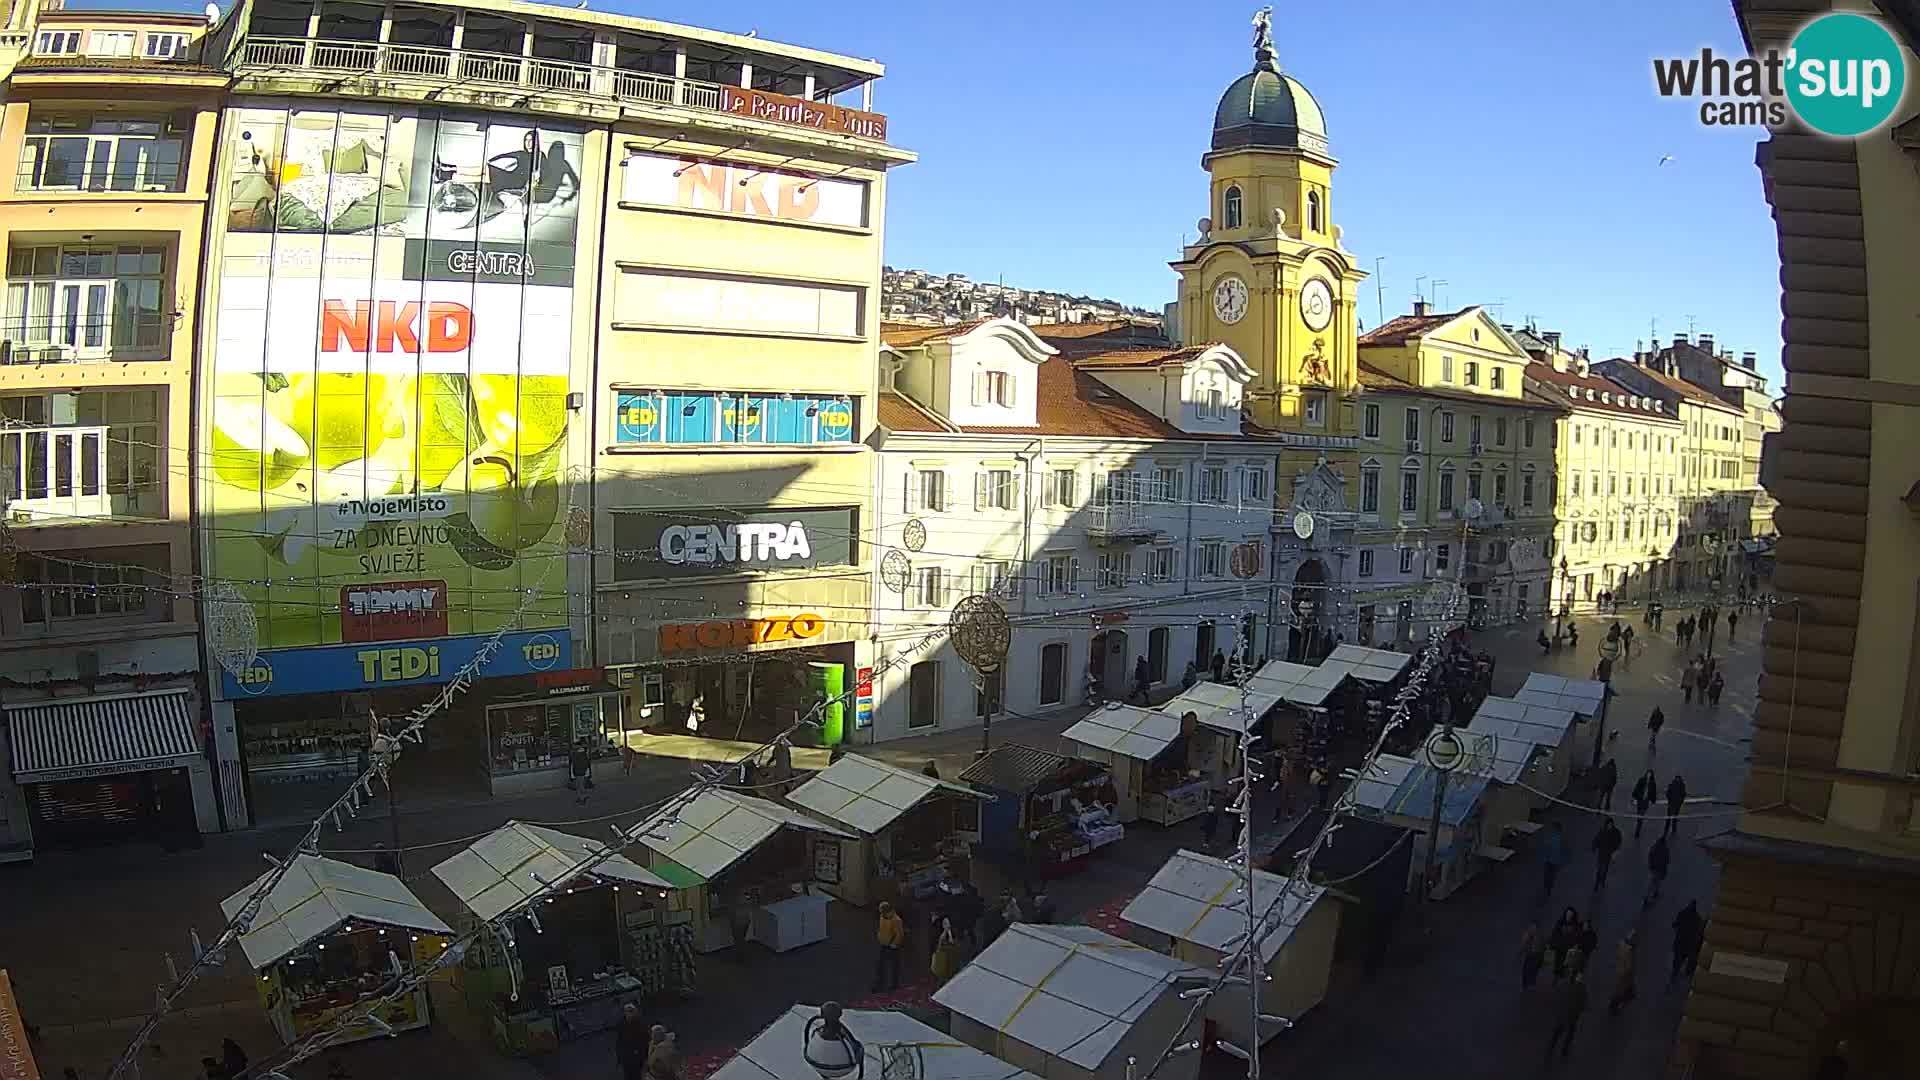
[611,507,856,580]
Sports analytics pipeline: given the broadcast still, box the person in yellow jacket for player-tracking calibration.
[872,901,905,992]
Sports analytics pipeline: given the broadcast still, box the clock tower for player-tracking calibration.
[1172,12,1370,437]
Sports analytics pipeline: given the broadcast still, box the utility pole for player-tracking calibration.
[1373,257,1387,326]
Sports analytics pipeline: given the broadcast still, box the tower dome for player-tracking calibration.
[1212,14,1327,155]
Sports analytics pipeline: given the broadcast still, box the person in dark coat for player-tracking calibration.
[1210,650,1227,682]
[1665,774,1688,836]
[1631,769,1658,838]
[1549,907,1580,979]
[921,760,940,779]
[1591,819,1623,891]
[1540,821,1568,898]
[1594,757,1619,810]
[1645,835,1671,907]
[1728,610,1739,638]
[1708,671,1726,707]
[1543,970,1587,1061]
[616,1003,651,1080]
[1132,656,1151,704]
[1198,801,1220,849]
[1671,901,1705,980]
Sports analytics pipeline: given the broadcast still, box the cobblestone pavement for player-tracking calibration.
[6,609,1757,1079]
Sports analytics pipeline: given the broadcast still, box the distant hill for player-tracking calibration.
[881,266,1161,328]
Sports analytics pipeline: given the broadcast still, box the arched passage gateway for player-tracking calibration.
[1287,558,1332,662]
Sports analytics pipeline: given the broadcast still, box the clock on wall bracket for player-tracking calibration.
[1299,277,1334,332]
[1212,274,1249,325]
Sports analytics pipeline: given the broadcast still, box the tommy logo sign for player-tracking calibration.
[1653,13,1907,136]
[341,580,450,642]
[659,613,827,653]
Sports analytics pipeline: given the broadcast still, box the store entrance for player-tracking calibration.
[650,644,854,746]
[26,767,197,851]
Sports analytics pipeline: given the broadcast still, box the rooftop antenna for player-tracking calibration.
[1432,279,1450,310]
[1685,314,1698,337]
[1414,275,1429,303]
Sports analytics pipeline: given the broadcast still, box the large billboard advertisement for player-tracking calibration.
[208,103,585,691]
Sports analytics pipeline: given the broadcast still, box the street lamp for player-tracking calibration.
[1645,546,1660,611]
[1419,726,1465,915]
[803,1002,864,1080]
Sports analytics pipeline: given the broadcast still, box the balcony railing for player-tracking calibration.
[17,134,187,195]
[1087,501,1162,541]
[234,37,877,137]
[0,315,170,364]
[1,424,111,522]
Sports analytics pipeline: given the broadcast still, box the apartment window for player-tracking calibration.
[1363,403,1380,438]
[1469,415,1483,447]
[1048,468,1076,508]
[1222,185,1243,229]
[1494,472,1508,505]
[1201,466,1229,503]
[915,566,947,607]
[913,469,947,512]
[1572,473,1583,498]
[1608,476,1617,496]
[88,30,135,57]
[143,32,189,59]
[1522,473,1536,508]
[1040,553,1077,597]
[1607,522,1616,542]
[17,545,165,626]
[1434,544,1451,570]
[1360,467,1380,513]
[1240,465,1267,504]
[1358,549,1375,577]
[1464,361,1479,387]
[1523,418,1536,447]
[1398,548,1415,574]
[1097,550,1131,590]
[1490,366,1505,390]
[1306,190,1323,232]
[1494,417,1508,446]
[975,370,1014,407]
[1441,412,1455,443]
[1400,469,1419,512]
[1404,408,1421,442]
[1303,391,1327,426]
[1440,356,1454,383]
[1467,469,1482,501]
[616,269,863,338]
[908,661,940,729]
[978,468,1016,511]
[1610,430,1618,448]
[1,390,160,515]
[1198,541,1228,579]
[34,30,80,55]
[5,244,168,359]
[1439,470,1455,511]
[1149,546,1178,583]
[1202,389,1225,419]
[1153,466,1183,504]
[976,560,1018,600]
[1039,644,1067,707]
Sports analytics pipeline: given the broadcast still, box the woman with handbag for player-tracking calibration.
[930,917,960,982]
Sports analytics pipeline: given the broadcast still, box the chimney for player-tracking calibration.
[1412,299,1430,317]
[1741,350,1757,365]
[1543,331,1561,353]
[1673,333,1688,347]
[1698,333,1714,354]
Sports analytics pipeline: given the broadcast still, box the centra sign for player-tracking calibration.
[659,613,827,654]
[660,521,813,567]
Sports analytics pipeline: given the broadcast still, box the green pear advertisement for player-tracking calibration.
[209,104,584,652]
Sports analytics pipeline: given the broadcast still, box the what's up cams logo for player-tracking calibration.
[1654,13,1908,136]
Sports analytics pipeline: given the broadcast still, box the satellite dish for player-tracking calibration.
[1292,512,1315,540]
[1196,217,1213,234]
[204,1,220,24]
[1462,497,1485,521]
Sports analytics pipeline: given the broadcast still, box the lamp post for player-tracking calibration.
[1556,556,1571,639]
[1419,726,1464,922]
[1645,546,1660,611]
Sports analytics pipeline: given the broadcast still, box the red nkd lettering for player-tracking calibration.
[320,300,473,353]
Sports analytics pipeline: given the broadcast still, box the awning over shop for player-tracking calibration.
[431,821,673,922]
[1513,674,1607,718]
[631,789,854,883]
[786,754,986,835]
[1160,681,1283,734]
[1061,704,1183,761]
[1323,644,1414,684]
[1245,659,1343,708]
[1122,849,1325,963]
[221,854,452,971]
[5,690,198,783]
[714,1005,1042,1080]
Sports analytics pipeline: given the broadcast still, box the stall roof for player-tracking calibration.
[1324,644,1414,684]
[1515,673,1607,717]
[1458,731,1547,785]
[631,789,854,883]
[1246,659,1344,707]
[430,821,672,922]
[1121,849,1326,963]
[933,923,1203,1071]
[1349,755,1489,828]
[958,742,1085,792]
[786,754,986,835]
[1060,704,1183,761]
[1161,681,1283,734]
[1470,696,1578,750]
[221,854,451,971]
[712,1005,1042,1080]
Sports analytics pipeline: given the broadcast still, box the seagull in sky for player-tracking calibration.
[1657,155,1675,167]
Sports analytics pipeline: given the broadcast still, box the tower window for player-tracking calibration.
[1307,191,1323,233]
[1223,186,1243,229]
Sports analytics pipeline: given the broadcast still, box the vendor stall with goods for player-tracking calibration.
[1246,659,1349,763]
[1156,680,1288,791]
[1349,754,1495,900]
[222,854,452,1046]
[784,754,989,908]
[1121,850,1338,1051]
[1060,704,1197,826]
[713,1004,1041,1080]
[958,743,1121,876]
[431,821,689,1055]
[628,789,853,954]
[934,923,1204,1080]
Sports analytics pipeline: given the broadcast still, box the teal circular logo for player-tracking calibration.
[1786,13,1907,136]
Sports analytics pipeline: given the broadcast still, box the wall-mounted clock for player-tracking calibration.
[1299,277,1334,332]
[1212,275,1249,325]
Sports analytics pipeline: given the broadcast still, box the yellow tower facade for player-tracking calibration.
[1171,21,1369,439]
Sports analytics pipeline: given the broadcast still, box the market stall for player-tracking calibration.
[0,970,41,1080]
[784,754,989,908]
[1348,754,1496,900]
[934,923,1205,1080]
[1157,680,1286,788]
[958,743,1122,876]
[1247,659,1350,763]
[222,854,452,1046]
[1514,673,1606,723]
[1267,810,1413,965]
[431,821,688,1055]
[713,1004,1041,1080]
[1059,705,1193,827]
[1323,644,1415,686]
[1468,696,1580,796]
[628,789,854,954]
[1121,850,1338,1050]
[1455,730,1554,847]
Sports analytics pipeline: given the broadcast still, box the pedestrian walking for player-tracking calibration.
[1728,609,1739,638]
[1211,650,1227,682]
[1646,834,1671,907]
[1591,818,1623,890]
[1647,705,1666,754]
[1550,907,1580,979]
[1132,656,1150,704]
[1709,671,1726,707]
[1198,800,1220,848]
[1680,616,1694,651]
[1577,917,1598,974]
[1541,821,1568,898]
[1631,769,1658,837]
[872,901,905,992]
[1543,971,1588,1061]
[1595,756,1619,810]
[1681,661,1698,705]
[1671,900,1705,981]
[1520,921,1546,989]
[1665,774,1688,836]
[1181,661,1199,691]
[1607,931,1639,1016]
[617,1003,651,1080]
[645,1026,681,1080]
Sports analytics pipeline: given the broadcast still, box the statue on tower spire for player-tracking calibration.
[1251,6,1277,70]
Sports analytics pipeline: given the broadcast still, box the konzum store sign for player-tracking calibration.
[611,506,856,580]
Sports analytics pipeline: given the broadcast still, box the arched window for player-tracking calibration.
[1223,186,1243,229]
[1306,190,1323,232]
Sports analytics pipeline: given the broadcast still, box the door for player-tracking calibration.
[908,661,940,729]
[1102,629,1130,698]
[1147,628,1169,685]
[1195,621,1215,673]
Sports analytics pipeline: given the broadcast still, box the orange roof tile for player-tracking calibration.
[1524,361,1680,422]
[1358,309,1471,347]
[1600,360,1744,414]
[957,359,1178,439]
[876,391,953,433]
[1068,345,1210,370]
[1356,362,1566,413]
[1030,320,1173,356]
[880,320,985,348]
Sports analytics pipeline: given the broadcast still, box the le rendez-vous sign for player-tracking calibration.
[719,85,888,142]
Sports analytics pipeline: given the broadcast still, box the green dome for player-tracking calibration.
[1212,62,1327,155]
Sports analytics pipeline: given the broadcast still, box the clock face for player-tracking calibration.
[1212,275,1249,325]
[1299,278,1334,332]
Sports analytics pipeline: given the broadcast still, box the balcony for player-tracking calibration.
[0,424,127,524]
[1086,501,1162,543]
[16,120,188,195]
[233,37,888,142]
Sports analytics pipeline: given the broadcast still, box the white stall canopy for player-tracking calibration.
[430,821,673,921]
[786,754,986,835]
[221,854,452,970]
[1061,704,1184,761]
[1323,644,1414,685]
[1514,673,1607,718]
[1161,681,1283,735]
[631,789,854,882]
[1246,659,1345,708]
[1458,730,1547,785]
[1122,849,1326,963]
[1471,696,1579,750]
[713,1005,1041,1080]
[935,923,1204,1074]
